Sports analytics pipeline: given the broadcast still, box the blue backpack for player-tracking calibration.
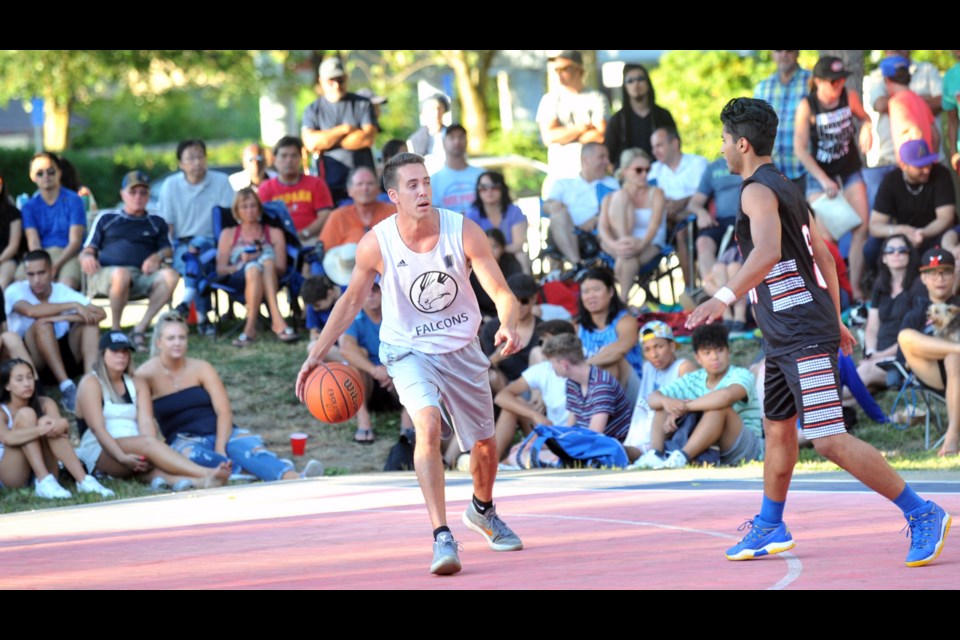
[514,425,629,470]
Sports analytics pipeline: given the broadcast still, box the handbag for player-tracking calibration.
[810,193,861,240]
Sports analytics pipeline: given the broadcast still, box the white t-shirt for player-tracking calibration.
[623,357,689,450]
[5,280,91,340]
[864,62,944,167]
[521,360,571,427]
[158,170,236,240]
[649,154,708,201]
[536,89,610,182]
[547,174,621,227]
[430,165,485,214]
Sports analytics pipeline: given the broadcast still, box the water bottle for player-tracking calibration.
[15,193,29,211]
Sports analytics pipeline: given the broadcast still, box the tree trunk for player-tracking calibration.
[442,50,495,154]
[581,50,599,91]
[43,99,70,152]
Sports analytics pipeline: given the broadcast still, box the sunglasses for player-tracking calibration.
[829,78,846,87]
[625,76,648,84]
[34,168,57,178]
[518,296,533,305]
[633,166,651,174]
[554,66,576,73]
[244,155,264,163]
[883,246,910,255]
[478,183,500,191]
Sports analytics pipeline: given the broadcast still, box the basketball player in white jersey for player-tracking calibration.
[297,152,523,575]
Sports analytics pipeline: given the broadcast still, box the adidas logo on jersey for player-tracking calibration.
[397,259,408,267]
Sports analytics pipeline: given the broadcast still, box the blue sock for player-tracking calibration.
[759,496,786,525]
[893,485,925,515]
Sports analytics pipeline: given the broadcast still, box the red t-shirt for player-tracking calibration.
[258,175,333,232]
[889,90,936,158]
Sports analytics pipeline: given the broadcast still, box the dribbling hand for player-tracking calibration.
[839,323,856,356]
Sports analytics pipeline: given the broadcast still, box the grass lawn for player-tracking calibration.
[1,320,956,515]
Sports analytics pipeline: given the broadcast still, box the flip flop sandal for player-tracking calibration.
[232,333,254,348]
[275,327,301,343]
[353,428,375,444]
[130,332,150,353]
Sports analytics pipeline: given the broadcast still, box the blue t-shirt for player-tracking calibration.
[21,188,86,248]
[696,158,743,220]
[464,203,527,246]
[430,165,484,213]
[578,310,643,378]
[84,210,171,267]
[345,310,382,366]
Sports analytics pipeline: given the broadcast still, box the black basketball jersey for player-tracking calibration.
[736,163,839,356]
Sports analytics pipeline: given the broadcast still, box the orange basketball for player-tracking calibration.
[304,363,365,424]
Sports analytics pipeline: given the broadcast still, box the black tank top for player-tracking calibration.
[736,164,839,355]
[807,89,861,177]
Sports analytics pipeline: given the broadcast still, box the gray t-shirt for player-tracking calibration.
[157,171,235,240]
[302,93,379,192]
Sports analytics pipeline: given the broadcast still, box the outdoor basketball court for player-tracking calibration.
[1,468,956,589]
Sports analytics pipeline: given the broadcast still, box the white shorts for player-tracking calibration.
[379,338,494,451]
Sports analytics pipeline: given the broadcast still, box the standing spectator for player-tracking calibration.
[464,172,530,274]
[319,167,395,252]
[20,153,86,291]
[941,50,960,174]
[408,94,449,175]
[863,50,943,204]
[754,50,813,189]
[6,250,105,412]
[542,143,619,269]
[866,139,957,269]
[158,139,236,337]
[258,135,334,244]
[537,50,609,196]
[301,57,379,204]
[0,173,23,289]
[606,63,676,168]
[794,56,873,302]
[215,189,299,347]
[429,125,484,214]
[229,143,275,192]
[597,148,666,303]
[0,358,114,499]
[649,126,708,291]
[80,171,179,352]
[881,56,939,160]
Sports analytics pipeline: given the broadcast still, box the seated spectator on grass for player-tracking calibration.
[0,358,113,499]
[493,320,576,460]
[75,332,232,490]
[481,274,542,395]
[464,172,530,274]
[472,229,523,321]
[216,188,299,348]
[576,267,642,401]
[623,320,697,452]
[80,171,179,352]
[541,333,638,461]
[20,152,86,290]
[597,148,665,303]
[301,274,341,354]
[0,173,23,290]
[6,250,104,413]
[338,281,412,445]
[137,312,323,481]
[318,167,394,252]
[856,235,922,392]
[631,324,763,469]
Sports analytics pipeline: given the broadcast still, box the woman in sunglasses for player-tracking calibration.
[856,234,921,391]
[19,153,86,290]
[794,55,872,303]
[465,172,530,274]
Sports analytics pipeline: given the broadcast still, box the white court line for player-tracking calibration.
[358,508,803,591]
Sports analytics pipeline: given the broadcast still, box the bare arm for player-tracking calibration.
[793,98,834,191]
[272,227,287,273]
[215,229,236,276]
[948,110,960,172]
[302,124,353,155]
[586,313,640,368]
[198,360,234,455]
[134,375,158,439]
[76,375,147,471]
[341,124,378,151]
[24,227,41,252]
[0,408,46,447]
[922,205,956,240]
[296,231,382,401]
[586,411,610,434]
[464,218,520,357]
[506,220,528,256]
[687,191,715,229]
[494,376,549,426]
[540,118,593,146]
[299,209,333,240]
[684,383,746,412]
[0,219,22,263]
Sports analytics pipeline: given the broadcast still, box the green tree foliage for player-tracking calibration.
[652,50,767,160]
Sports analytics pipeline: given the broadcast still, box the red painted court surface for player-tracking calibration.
[1,469,957,590]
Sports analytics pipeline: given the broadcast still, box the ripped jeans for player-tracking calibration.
[169,428,294,481]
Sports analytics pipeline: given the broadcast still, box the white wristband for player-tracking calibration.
[714,287,736,306]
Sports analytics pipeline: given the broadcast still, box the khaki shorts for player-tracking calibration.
[15,247,81,285]
[379,338,494,451]
[87,266,159,299]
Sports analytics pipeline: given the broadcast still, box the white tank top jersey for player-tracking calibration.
[373,208,482,354]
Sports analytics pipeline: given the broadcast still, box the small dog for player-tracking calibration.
[927,303,960,341]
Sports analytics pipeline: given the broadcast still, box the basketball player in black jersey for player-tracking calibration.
[687,98,950,567]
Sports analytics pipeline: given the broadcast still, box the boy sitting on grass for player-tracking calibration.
[632,323,763,469]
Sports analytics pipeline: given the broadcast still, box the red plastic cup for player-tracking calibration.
[290,432,308,456]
